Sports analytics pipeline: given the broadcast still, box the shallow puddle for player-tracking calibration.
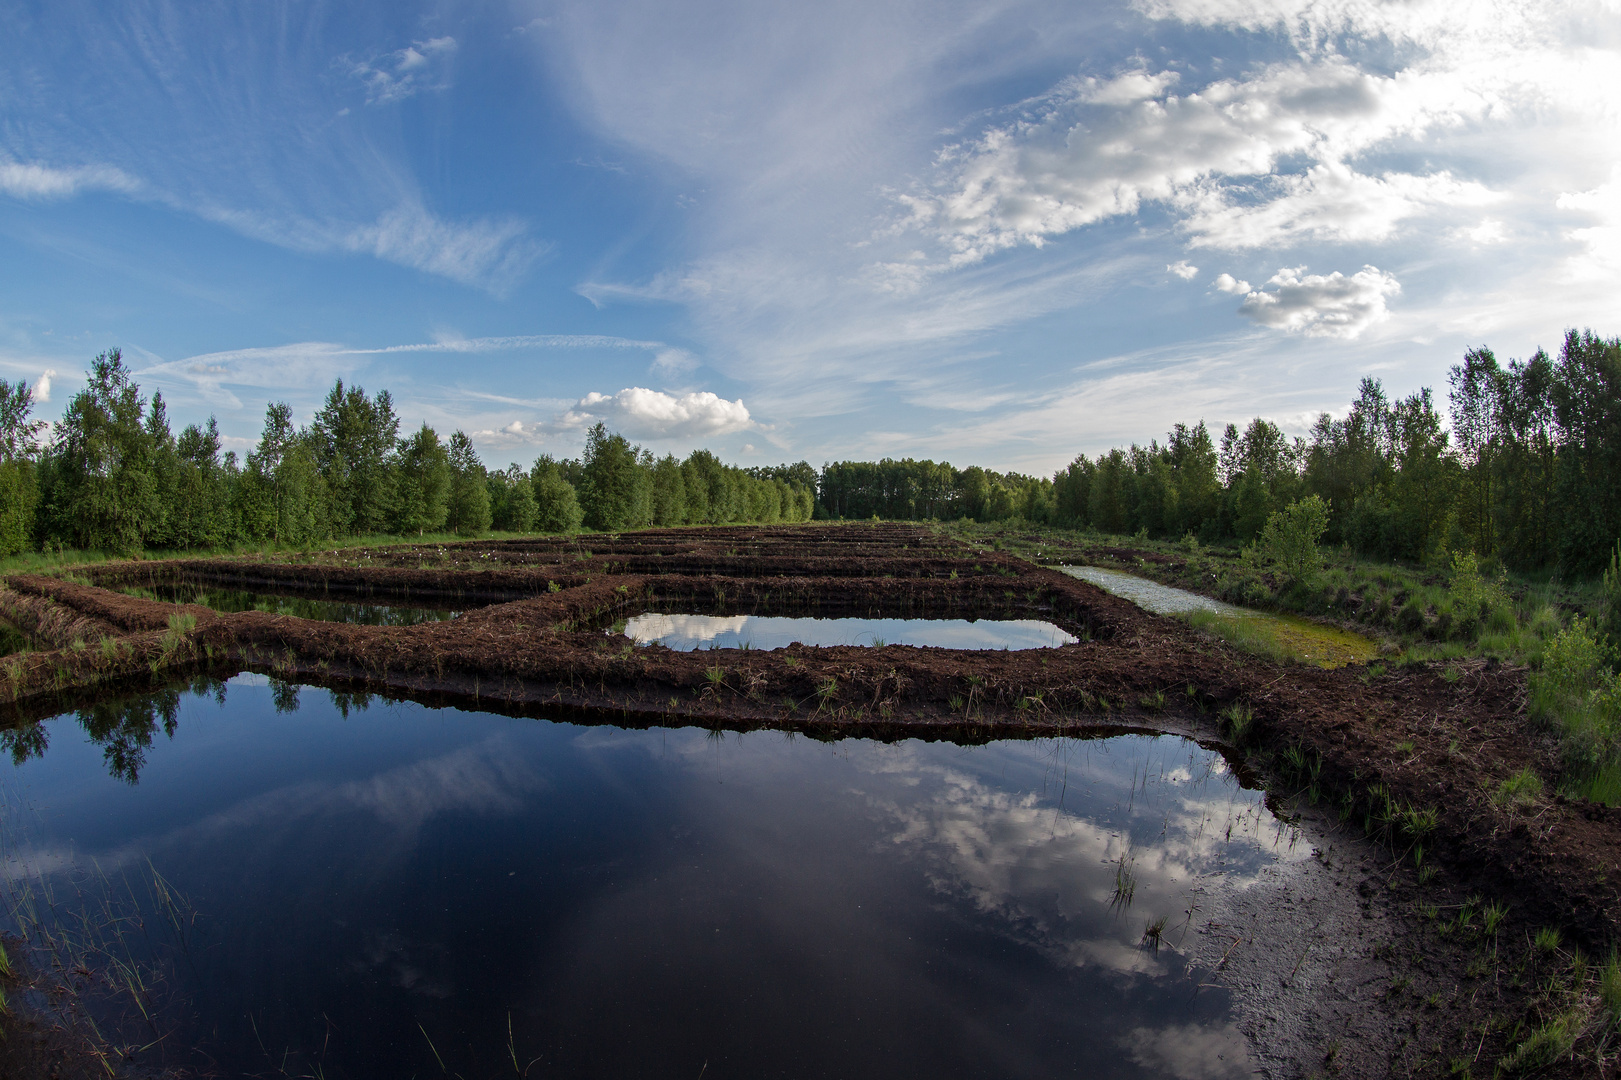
[0,677,1302,1078]
[623,612,1077,651]
[111,583,459,626]
[1058,565,1377,668]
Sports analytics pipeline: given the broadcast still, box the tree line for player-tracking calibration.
[816,328,1621,574]
[0,349,814,556]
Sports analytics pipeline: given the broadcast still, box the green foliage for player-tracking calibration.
[0,459,38,557]
[394,423,451,535]
[310,379,399,535]
[1496,767,1544,808]
[1258,495,1330,583]
[45,349,167,552]
[531,456,584,533]
[0,379,43,556]
[1447,549,1507,630]
[1603,540,1621,646]
[487,466,537,532]
[444,430,491,535]
[1529,617,1621,795]
[650,454,687,526]
[579,423,651,531]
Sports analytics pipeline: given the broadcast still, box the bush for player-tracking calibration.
[1259,495,1330,583]
[1603,541,1621,648]
[1397,597,1425,633]
[1530,618,1621,786]
[1448,550,1507,629]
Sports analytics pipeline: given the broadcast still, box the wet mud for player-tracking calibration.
[0,523,1612,1076]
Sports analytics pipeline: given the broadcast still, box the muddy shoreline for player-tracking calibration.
[0,523,1614,1076]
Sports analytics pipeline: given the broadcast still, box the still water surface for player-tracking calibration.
[624,613,1077,651]
[112,583,460,625]
[1058,565,1377,667]
[0,678,1299,1078]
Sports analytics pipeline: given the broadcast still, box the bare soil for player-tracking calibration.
[0,523,1615,1077]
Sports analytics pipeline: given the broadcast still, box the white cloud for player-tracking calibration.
[339,204,546,294]
[1122,1024,1253,1080]
[1184,164,1501,249]
[563,387,754,439]
[1227,264,1400,337]
[1559,170,1621,273]
[1168,260,1199,280]
[898,53,1514,267]
[651,348,701,375]
[0,161,139,201]
[32,369,55,403]
[1211,273,1249,295]
[349,37,459,105]
[1455,218,1507,245]
[136,335,672,413]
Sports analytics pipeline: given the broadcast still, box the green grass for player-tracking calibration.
[1182,609,1302,664]
[947,519,1607,668]
[0,529,474,577]
[1495,768,1545,808]
[0,618,31,658]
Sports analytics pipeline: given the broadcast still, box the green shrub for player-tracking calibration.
[1258,495,1330,584]
[1531,618,1616,722]
[1603,541,1621,648]
[1448,550,1507,626]
[1530,618,1621,793]
[1397,598,1425,633]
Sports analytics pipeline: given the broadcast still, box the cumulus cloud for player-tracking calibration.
[880,0,1616,283]
[563,387,754,439]
[896,53,1507,267]
[0,161,138,200]
[1168,260,1199,280]
[349,37,458,105]
[1224,265,1400,337]
[34,369,55,403]
[1184,164,1500,249]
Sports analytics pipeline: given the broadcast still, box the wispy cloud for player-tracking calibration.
[0,161,139,201]
[137,333,675,404]
[133,335,702,434]
[340,204,546,293]
[550,0,1621,467]
[348,37,459,105]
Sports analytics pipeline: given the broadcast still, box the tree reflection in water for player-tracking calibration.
[1,675,235,782]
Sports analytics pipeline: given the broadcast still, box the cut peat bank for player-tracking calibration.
[0,522,1614,1075]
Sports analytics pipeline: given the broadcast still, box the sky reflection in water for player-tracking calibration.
[624,612,1077,651]
[0,677,1300,1078]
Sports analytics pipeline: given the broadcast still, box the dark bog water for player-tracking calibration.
[0,679,1297,1079]
[624,613,1077,650]
[112,583,460,625]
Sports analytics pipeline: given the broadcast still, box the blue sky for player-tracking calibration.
[2,0,1618,474]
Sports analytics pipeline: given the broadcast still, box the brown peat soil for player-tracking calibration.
[1,523,1617,1077]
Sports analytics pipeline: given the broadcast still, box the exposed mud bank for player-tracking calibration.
[0,523,1613,1075]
